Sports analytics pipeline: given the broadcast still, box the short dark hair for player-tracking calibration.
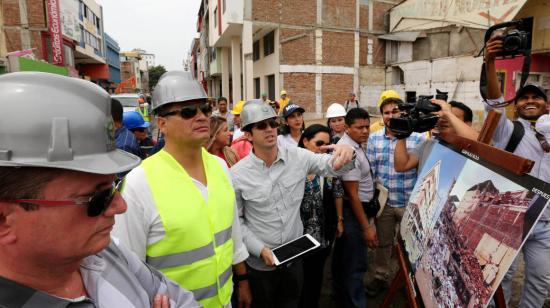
[111,99,123,123]
[0,167,66,211]
[345,108,370,126]
[379,98,403,114]
[218,97,228,103]
[449,101,473,123]
[298,124,331,148]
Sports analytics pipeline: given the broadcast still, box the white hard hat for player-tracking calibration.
[152,71,207,111]
[0,72,141,174]
[326,103,347,118]
[240,99,278,130]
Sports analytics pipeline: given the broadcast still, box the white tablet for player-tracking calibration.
[272,234,321,267]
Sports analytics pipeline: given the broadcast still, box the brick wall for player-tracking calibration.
[373,1,394,32]
[252,0,279,23]
[322,0,355,29]
[282,73,316,111]
[27,0,46,27]
[3,0,21,25]
[3,0,47,59]
[322,74,353,111]
[252,0,316,26]
[322,31,354,66]
[280,29,315,65]
[359,4,369,30]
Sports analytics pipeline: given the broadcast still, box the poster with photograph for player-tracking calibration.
[400,141,550,308]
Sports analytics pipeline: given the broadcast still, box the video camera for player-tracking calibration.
[388,90,448,139]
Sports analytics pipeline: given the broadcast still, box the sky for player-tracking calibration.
[97,0,201,70]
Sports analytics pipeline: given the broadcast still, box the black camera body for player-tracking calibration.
[389,90,448,139]
[483,17,533,58]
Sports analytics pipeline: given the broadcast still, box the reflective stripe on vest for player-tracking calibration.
[136,106,150,122]
[142,149,234,308]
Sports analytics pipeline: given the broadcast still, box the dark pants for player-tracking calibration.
[332,206,368,308]
[300,246,331,308]
[248,261,304,308]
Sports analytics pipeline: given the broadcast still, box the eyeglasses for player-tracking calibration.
[254,118,279,130]
[10,180,123,217]
[314,140,327,147]
[161,102,212,119]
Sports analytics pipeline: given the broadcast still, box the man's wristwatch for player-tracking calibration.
[234,274,249,282]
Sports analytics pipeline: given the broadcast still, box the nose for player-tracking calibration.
[103,192,127,217]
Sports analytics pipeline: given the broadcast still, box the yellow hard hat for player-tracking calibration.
[280,90,287,96]
[231,100,246,115]
[377,90,401,107]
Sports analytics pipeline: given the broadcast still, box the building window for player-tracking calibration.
[253,41,260,61]
[267,74,275,100]
[64,45,75,67]
[254,78,261,99]
[391,66,404,85]
[214,8,217,28]
[263,31,274,56]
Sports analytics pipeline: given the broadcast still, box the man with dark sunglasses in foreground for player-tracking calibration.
[0,72,198,308]
[230,100,356,307]
[113,71,252,308]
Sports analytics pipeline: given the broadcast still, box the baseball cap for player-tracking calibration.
[281,90,287,96]
[282,103,305,118]
[516,84,547,102]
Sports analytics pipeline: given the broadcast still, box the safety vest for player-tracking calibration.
[142,149,234,308]
[136,106,150,122]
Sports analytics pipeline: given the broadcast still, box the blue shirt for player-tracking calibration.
[367,128,426,208]
[115,127,145,159]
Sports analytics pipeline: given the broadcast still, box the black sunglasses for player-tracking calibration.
[315,140,327,147]
[12,180,123,217]
[254,118,279,130]
[162,103,212,119]
[131,127,146,133]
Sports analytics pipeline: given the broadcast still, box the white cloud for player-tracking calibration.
[97,0,201,70]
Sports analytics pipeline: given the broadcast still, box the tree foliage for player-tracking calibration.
[148,65,167,90]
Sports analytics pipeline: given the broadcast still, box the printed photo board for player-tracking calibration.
[400,141,550,308]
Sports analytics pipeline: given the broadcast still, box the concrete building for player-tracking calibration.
[0,4,7,73]
[104,32,121,93]
[381,0,549,121]
[118,51,142,93]
[194,0,399,116]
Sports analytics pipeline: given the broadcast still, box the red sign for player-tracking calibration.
[47,0,64,65]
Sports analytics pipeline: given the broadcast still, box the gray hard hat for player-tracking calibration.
[240,99,278,130]
[0,72,141,174]
[152,70,207,111]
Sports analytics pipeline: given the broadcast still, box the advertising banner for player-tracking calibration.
[47,0,64,65]
[60,0,81,42]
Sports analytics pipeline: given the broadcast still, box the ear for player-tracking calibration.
[157,116,168,134]
[244,131,253,142]
[0,203,17,245]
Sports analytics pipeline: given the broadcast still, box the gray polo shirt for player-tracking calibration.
[338,133,374,202]
[0,239,198,308]
[231,146,355,271]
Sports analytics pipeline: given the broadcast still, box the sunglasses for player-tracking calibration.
[254,118,279,130]
[314,140,328,147]
[11,180,123,217]
[162,102,212,119]
[131,127,146,133]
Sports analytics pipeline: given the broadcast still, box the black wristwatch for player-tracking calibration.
[235,274,249,282]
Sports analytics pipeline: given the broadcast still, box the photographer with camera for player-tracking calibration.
[365,95,426,296]
[485,35,550,308]
[393,98,477,173]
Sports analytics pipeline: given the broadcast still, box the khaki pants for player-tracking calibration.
[373,206,405,281]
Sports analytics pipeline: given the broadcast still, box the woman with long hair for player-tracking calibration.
[298,124,344,308]
[206,116,240,167]
[278,103,305,148]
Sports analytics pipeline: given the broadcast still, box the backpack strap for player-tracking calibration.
[504,121,525,153]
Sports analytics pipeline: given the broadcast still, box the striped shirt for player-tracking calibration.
[367,128,426,208]
[0,239,198,308]
[115,127,145,159]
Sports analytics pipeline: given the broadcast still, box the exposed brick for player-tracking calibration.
[27,0,46,28]
[252,0,280,23]
[322,31,354,66]
[280,0,316,26]
[4,29,22,52]
[282,73,316,112]
[360,36,368,66]
[322,0,355,29]
[4,0,21,26]
[373,37,385,66]
[280,28,315,65]
[359,4,369,30]
[373,1,394,32]
[322,74,353,111]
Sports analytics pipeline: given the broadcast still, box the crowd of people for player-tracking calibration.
[0,36,548,308]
